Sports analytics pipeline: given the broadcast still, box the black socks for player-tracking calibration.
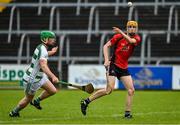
[84,98,91,105]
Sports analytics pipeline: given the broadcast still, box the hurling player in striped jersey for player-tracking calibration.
[81,21,141,118]
[9,31,59,117]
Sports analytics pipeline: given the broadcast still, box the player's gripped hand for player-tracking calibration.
[51,46,58,54]
[52,76,59,84]
[48,46,58,56]
[112,27,122,34]
[104,60,110,67]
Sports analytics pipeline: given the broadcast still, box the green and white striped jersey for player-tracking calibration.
[23,44,48,83]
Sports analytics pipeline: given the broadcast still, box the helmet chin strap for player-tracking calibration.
[129,33,135,36]
[42,41,48,47]
[45,42,57,50]
[127,32,135,37]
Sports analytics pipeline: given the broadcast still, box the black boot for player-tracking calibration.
[30,99,42,110]
[9,111,20,117]
[80,99,88,116]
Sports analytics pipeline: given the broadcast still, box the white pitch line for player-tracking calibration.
[112,111,180,117]
[1,123,180,125]
[1,111,180,124]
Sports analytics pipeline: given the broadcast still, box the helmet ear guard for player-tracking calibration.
[40,31,56,42]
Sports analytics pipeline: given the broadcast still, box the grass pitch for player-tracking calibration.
[0,89,180,124]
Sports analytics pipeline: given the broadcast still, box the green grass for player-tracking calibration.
[0,90,180,124]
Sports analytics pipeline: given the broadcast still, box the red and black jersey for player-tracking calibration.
[110,33,141,69]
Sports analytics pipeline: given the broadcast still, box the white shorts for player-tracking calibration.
[23,74,49,95]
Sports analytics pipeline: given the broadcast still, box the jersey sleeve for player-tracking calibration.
[40,46,48,60]
[110,34,123,46]
[133,35,141,46]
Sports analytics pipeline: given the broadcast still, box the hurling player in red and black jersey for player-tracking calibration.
[81,21,141,118]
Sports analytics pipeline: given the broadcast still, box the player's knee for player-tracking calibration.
[52,88,57,95]
[128,88,135,96]
[105,87,113,95]
[49,88,57,95]
[25,95,33,102]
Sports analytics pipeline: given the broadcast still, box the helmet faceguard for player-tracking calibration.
[126,21,138,36]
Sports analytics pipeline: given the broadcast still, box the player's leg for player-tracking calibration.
[31,78,57,110]
[89,75,115,101]
[9,94,34,117]
[9,80,35,117]
[80,74,116,115]
[38,80,57,100]
[120,75,135,118]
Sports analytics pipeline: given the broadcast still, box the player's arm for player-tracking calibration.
[103,41,111,67]
[113,27,137,44]
[48,46,58,56]
[39,59,59,83]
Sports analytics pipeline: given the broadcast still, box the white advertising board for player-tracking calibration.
[172,66,180,90]
[68,65,118,89]
[0,64,28,81]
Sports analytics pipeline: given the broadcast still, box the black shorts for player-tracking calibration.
[108,63,130,80]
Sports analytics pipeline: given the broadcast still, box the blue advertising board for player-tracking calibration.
[118,66,172,90]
